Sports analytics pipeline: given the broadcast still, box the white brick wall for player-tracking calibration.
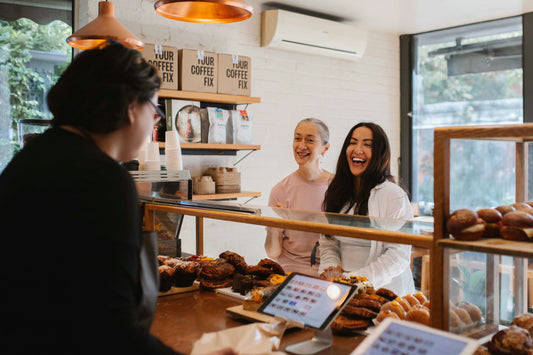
[81,0,401,262]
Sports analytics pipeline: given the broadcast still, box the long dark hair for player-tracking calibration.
[323,122,394,215]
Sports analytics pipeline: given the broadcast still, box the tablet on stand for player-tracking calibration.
[257,273,358,354]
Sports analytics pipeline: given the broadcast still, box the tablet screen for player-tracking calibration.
[257,273,357,330]
[351,317,480,355]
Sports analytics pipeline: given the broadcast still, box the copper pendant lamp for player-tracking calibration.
[67,1,144,50]
[154,0,253,24]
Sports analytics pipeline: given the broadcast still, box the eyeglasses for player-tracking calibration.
[149,101,166,126]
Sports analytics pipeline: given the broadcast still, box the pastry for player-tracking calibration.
[472,345,491,355]
[199,258,235,279]
[513,313,533,337]
[380,300,406,319]
[173,259,199,287]
[403,294,421,307]
[511,202,533,215]
[219,250,248,274]
[395,296,412,312]
[376,309,400,323]
[330,315,371,334]
[357,292,388,305]
[477,208,502,237]
[159,265,175,292]
[413,291,428,304]
[449,308,464,330]
[246,265,274,279]
[158,255,172,265]
[459,302,482,323]
[446,208,486,241]
[405,305,430,326]
[488,325,533,355]
[257,258,285,275]
[348,298,382,313]
[500,211,533,241]
[199,277,233,289]
[376,287,397,301]
[452,307,473,327]
[496,205,516,216]
[341,305,378,319]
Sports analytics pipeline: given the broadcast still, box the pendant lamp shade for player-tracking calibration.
[67,1,144,50]
[154,0,253,24]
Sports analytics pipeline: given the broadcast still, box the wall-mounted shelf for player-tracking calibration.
[192,191,261,201]
[159,89,260,105]
[158,142,260,151]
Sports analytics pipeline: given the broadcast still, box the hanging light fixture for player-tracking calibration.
[67,1,143,50]
[154,0,253,24]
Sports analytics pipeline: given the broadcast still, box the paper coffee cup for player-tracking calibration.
[165,130,180,149]
[146,142,161,162]
[166,147,183,171]
[143,160,161,171]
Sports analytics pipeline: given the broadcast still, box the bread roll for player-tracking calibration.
[447,209,486,241]
[500,211,533,241]
[405,305,430,326]
[511,202,533,215]
[496,205,516,216]
[459,302,482,323]
[380,300,406,319]
[477,208,502,237]
[489,325,533,355]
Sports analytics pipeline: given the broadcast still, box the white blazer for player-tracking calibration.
[318,180,416,296]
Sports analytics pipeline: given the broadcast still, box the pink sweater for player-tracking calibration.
[267,171,330,276]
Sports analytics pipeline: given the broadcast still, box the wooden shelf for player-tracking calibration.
[438,238,533,258]
[158,142,261,151]
[192,191,261,201]
[158,89,260,105]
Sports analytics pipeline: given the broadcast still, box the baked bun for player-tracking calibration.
[405,305,430,326]
[452,307,473,326]
[219,250,248,273]
[496,205,516,216]
[500,211,533,241]
[513,313,533,337]
[404,294,421,307]
[159,265,175,292]
[380,300,406,319]
[459,302,482,323]
[472,345,491,355]
[449,309,464,330]
[173,260,199,287]
[395,296,412,312]
[447,209,486,241]
[511,202,533,215]
[199,259,235,279]
[489,325,533,355]
[376,309,400,323]
[413,291,428,304]
[477,208,502,237]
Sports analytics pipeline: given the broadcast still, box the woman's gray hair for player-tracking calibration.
[296,118,330,145]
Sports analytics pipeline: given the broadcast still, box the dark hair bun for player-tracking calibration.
[446,209,486,241]
[500,211,533,241]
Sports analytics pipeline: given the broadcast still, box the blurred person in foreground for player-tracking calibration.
[0,42,235,355]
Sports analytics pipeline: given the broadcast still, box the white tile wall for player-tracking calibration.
[81,0,401,262]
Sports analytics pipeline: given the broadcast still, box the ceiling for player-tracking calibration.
[257,0,533,35]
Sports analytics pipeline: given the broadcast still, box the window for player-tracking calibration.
[0,0,72,172]
[401,16,527,215]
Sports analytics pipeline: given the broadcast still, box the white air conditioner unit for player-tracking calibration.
[261,9,367,60]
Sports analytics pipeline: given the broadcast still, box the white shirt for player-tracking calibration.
[318,180,415,296]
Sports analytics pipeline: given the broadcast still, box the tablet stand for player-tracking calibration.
[285,327,333,354]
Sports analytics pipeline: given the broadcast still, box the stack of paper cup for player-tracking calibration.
[137,135,151,170]
[165,130,183,171]
[144,141,161,171]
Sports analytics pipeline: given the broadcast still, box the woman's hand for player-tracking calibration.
[319,264,343,280]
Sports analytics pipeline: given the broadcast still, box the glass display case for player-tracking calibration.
[433,123,533,337]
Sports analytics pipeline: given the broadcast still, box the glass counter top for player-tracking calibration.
[141,198,434,248]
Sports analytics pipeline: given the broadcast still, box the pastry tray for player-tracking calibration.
[158,281,200,297]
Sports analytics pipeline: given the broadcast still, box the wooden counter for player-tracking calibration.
[151,290,365,354]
